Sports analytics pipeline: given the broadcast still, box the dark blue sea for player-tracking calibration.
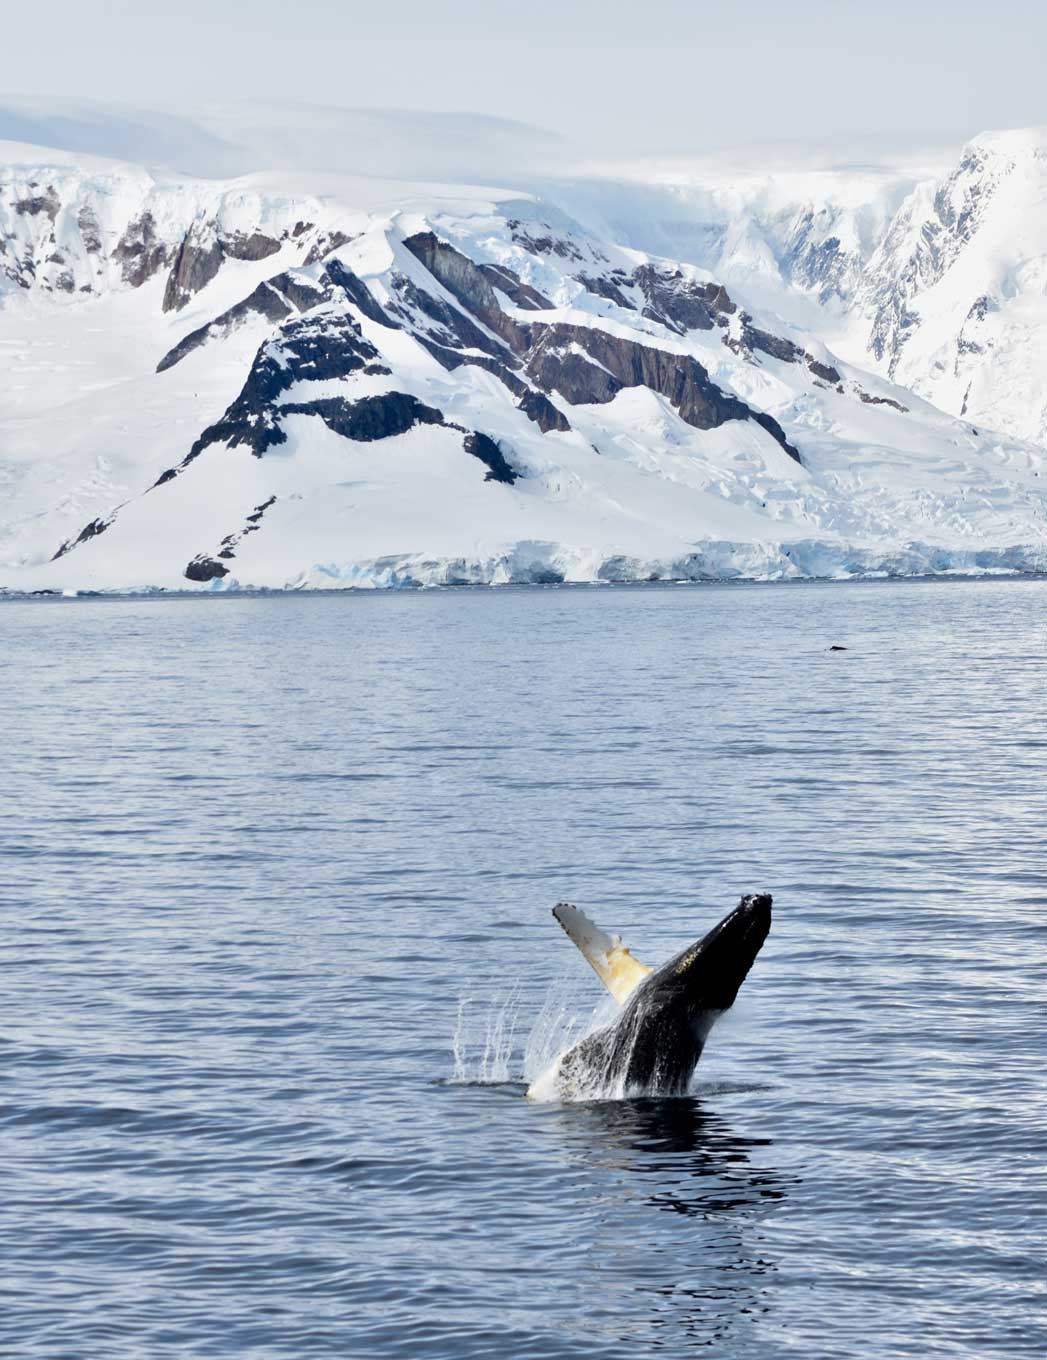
[3,579,1045,1358]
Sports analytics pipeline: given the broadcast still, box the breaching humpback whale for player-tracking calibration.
[527,894,772,1100]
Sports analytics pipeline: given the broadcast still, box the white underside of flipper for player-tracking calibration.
[551,903,652,1006]
[525,904,654,1100]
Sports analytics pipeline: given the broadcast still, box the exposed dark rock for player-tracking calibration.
[578,274,635,309]
[857,390,908,412]
[274,272,328,314]
[967,294,995,322]
[302,229,354,266]
[731,314,843,389]
[738,316,805,364]
[221,231,281,262]
[14,186,60,221]
[402,232,528,354]
[51,516,113,561]
[477,261,553,310]
[245,495,277,523]
[156,228,799,477]
[237,281,300,325]
[157,280,295,372]
[525,323,800,459]
[281,393,445,444]
[782,224,853,304]
[749,411,802,459]
[869,295,921,369]
[807,358,842,384]
[392,271,516,363]
[112,211,172,288]
[633,266,734,332]
[518,388,571,432]
[527,339,622,406]
[866,147,1001,374]
[290,220,313,238]
[162,226,225,312]
[324,258,395,327]
[400,233,800,461]
[157,267,329,373]
[180,313,387,460]
[463,432,521,484]
[249,313,386,394]
[416,338,526,396]
[184,555,229,582]
[153,467,178,486]
[160,227,289,312]
[209,497,278,563]
[506,220,585,261]
[0,235,37,290]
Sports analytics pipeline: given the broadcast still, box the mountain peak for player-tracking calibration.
[2,121,1047,592]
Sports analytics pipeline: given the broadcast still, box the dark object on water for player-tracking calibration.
[534,894,772,1099]
[829,644,848,651]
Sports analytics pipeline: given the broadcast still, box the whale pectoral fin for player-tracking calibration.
[552,903,653,1005]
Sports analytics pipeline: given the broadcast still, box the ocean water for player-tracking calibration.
[3,579,1045,1359]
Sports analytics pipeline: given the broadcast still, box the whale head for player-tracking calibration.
[653,892,772,1014]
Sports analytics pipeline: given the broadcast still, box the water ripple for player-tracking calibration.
[2,580,1045,1358]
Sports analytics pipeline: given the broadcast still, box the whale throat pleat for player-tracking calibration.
[552,903,652,1005]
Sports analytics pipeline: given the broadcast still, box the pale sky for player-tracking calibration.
[4,0,1045,153]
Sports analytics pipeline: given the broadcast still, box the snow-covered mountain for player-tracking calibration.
[2,118,1047,592]
[577,130,1047,450]
[549,145,945,319]
[856,129,1047,447]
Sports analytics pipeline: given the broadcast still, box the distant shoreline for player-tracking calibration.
[5,571,1047,605]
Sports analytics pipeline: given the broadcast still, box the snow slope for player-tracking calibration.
[857,129,1047,446]
[6,97,1047,447]
[567,130,1047,450]
[2,130,1046,593]
[548,142,950,324]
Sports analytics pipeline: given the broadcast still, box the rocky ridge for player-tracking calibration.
[2,148,1047,592]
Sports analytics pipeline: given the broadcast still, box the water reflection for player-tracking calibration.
[549,1097,791,1351]
[557,1095,789,1214]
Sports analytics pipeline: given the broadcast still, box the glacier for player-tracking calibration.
[2,114,1047,594]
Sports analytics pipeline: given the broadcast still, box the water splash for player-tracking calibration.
[450,976,615,1091]
[450,988,523,1084]
[452,979,725,1103]
[533,989,730,1103]
[522,977,617,1088]
[526,988,645,1103]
